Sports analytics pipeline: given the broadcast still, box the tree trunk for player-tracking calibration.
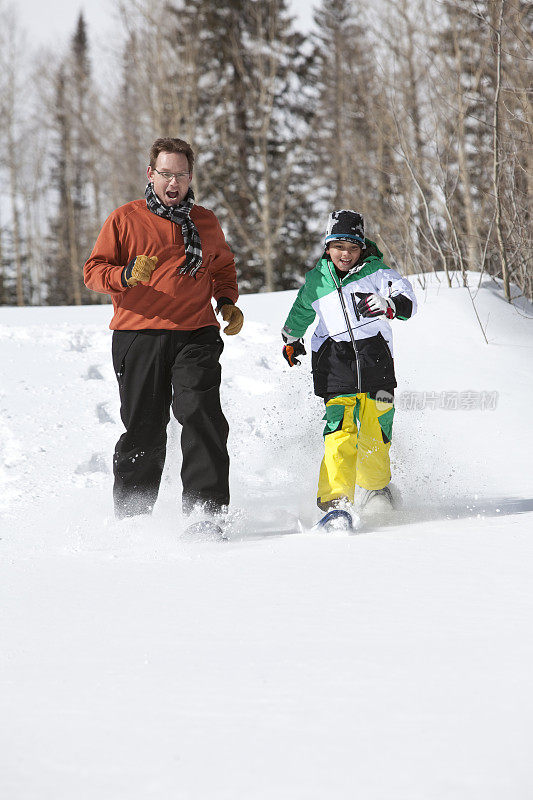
[452,24,481,272]
[491,0,511,301]
[8,149,24,306]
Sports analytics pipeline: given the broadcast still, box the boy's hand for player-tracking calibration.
[282,336,306,367]
[355,292,396,319]
[123,255,158,287]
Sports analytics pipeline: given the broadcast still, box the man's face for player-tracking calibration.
[147,151,192,206]
[327,240,362,271]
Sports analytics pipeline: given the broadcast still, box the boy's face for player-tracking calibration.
[327,240,362,271]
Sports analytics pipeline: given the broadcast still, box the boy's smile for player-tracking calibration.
[327,240,362,272]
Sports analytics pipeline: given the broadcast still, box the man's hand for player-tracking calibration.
[123,255,158,287]
[355,292,396,319]
[220,304,244,335]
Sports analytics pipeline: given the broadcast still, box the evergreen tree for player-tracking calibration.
[309,0,400,265]
[47,14,97,304]
[161,0,318,290]
[47,66,74,305]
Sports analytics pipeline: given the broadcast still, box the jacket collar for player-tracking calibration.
[317,238,383,284]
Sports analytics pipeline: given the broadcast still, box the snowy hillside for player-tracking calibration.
[1,273,532,799]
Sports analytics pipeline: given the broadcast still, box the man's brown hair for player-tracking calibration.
[149,137,195,172]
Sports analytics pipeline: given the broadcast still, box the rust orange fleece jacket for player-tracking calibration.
[84,199,239,330]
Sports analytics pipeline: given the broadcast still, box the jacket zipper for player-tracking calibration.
[327,261,361,393]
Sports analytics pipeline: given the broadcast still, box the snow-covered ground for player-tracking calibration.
[1,273,532,799]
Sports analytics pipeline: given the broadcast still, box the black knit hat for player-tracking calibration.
[324,210,365,247]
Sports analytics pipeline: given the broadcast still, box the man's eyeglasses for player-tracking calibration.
[153,169,191,182]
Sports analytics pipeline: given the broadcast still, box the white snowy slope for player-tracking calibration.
[1,273,532,799]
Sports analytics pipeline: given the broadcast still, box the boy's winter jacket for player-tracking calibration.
[84,200,238,331]
[283,241,417,398]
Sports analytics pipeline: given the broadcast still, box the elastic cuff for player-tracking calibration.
[391,294,413,320]
[281,325,300,344]
[216,297,234,313]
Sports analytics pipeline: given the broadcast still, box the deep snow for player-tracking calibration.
[1,273,532,799]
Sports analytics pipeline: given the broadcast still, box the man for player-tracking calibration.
[84,137,243,520]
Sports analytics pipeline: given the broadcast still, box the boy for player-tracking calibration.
[281,210,416,515]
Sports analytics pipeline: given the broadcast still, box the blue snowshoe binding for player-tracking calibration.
[315,509,354,532]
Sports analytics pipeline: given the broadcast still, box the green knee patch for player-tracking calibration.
[353,398,360,428]
[322,404,345,436]
[378,407,395,444]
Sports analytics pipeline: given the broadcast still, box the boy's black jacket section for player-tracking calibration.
[311,332,396,398]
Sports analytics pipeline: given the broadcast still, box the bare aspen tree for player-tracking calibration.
[116,0,175,136]
[0,5,26,305]
[375,0,443,274]
[493,0,532,300]
[21,130,48,305]
[0,207,4,304]
[6,102,24,306]
[116,0,192,138]
[437,0,532,300]
[106,27,148,209]
[420,2,491,283]
[491,0,511,300]
[449,11,487,272]
[112,0,205,202]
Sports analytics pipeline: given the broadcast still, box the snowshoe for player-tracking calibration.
[359,486,395,515]
[184,520,227,541]
[315,509,354,532]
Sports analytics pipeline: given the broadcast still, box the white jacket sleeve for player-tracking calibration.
[375,268,417,320]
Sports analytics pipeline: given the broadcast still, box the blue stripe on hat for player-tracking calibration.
[325,234,365,246]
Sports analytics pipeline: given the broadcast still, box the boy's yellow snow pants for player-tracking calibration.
[317,393,395,508]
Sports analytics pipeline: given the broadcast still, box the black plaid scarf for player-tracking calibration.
[145,183,203,276]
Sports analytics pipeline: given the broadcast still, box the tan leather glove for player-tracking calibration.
[123,255,158,287]
[220,304,244,335]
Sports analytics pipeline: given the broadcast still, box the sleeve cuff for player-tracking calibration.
[391,294,413,320]
[216,297,235,313]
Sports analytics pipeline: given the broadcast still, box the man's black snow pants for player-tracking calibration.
[111,326,229,518]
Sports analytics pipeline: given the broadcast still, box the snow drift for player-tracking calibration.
[1,273,532,799]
